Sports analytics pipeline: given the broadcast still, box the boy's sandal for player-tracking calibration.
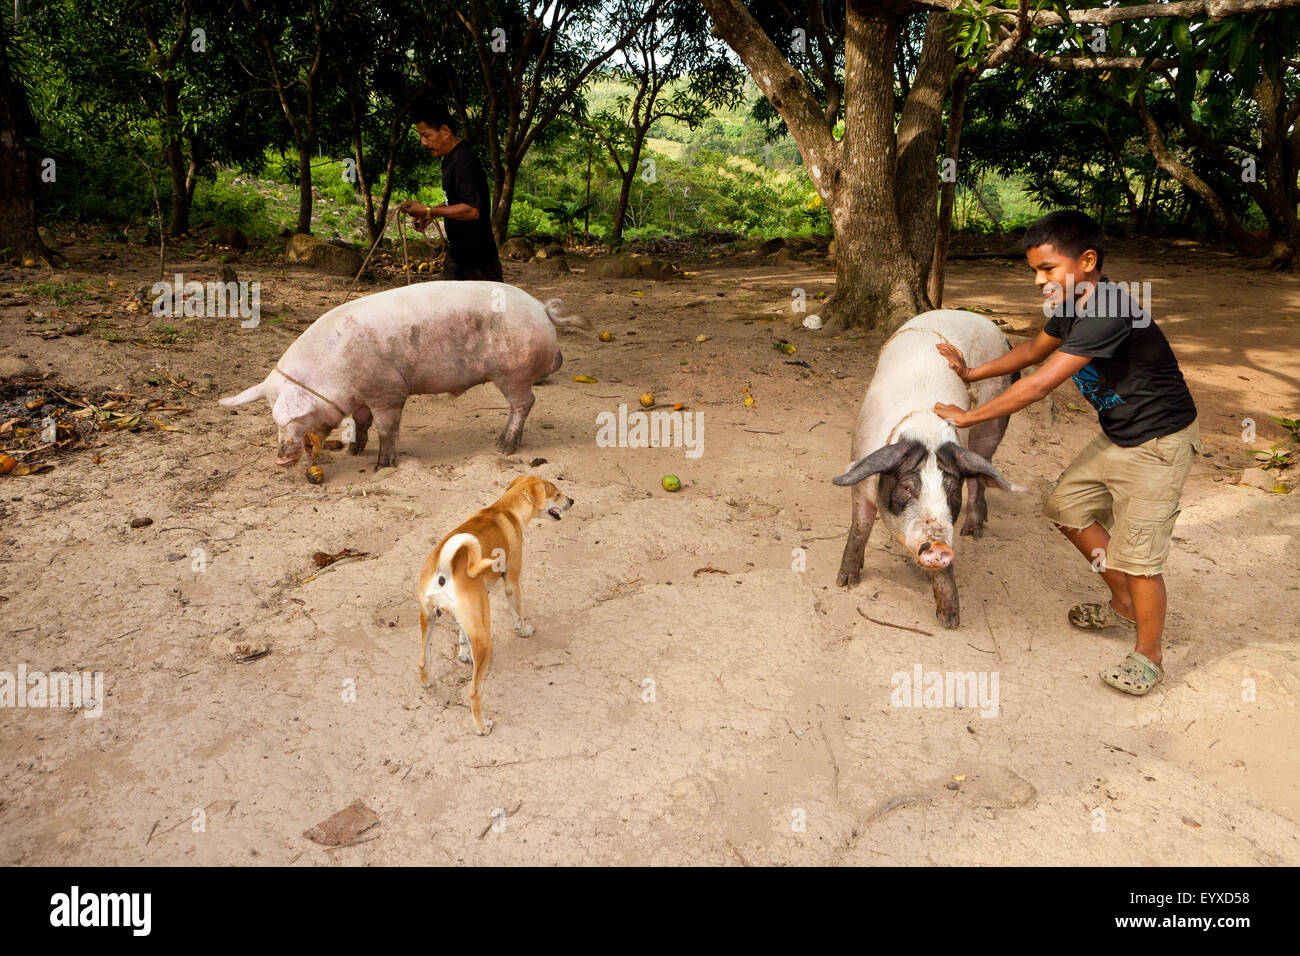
[1100,651,1163,696]
[1069,602,1137,631]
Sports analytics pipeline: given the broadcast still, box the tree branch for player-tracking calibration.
[701,0,836,157]
[918,0,1300,26]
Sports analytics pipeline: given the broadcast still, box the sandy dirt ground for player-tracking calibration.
[1,232,1297,866]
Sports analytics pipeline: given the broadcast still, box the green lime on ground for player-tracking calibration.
[661,474,682,492]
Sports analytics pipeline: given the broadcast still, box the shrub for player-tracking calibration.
[509,199,556,237]
[192,177,275,238]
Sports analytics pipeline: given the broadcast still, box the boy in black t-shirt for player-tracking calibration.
[398,99,503,282]
[933,211,1200,696]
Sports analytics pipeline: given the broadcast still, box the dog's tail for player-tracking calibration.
[435,533,496,586]
[543,297,590,330]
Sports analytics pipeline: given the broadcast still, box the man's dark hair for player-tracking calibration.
[410,93,455,134]
[1022,210,1104,270]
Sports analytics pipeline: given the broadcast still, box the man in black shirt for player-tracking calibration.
[932,211,1200,697]
[398,100,503,282]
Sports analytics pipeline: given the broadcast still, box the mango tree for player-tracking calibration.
[700,0,1300,333]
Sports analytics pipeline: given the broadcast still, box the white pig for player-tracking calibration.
[220,282,588,468]
[833,309,1023,628]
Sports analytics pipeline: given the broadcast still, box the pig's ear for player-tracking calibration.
[219,381,266,407]
[271,387,317,424]
[833,442,911,486]
[940,442,1026,492]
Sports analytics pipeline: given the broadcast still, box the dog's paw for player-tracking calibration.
[515,623,535,638]
[457,651,472,664]
[474,718,494,736]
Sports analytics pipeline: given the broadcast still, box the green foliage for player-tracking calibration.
[191,176,275,238]
[12,0,1292,255]
[509,200,556,237]
[311,161,363,206]
[543,198,595,244]
[19,279,95,306]
[1270,416,1300,444]
[1253,443,1294,472]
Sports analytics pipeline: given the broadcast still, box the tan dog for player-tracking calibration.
[416,476,574,735]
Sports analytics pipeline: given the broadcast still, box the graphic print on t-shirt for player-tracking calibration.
[1072,362,1124,411]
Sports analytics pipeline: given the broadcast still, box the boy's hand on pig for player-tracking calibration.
[936,343,970,381]
[933,403,971,428]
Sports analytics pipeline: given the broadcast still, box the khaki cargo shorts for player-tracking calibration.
[1042,418,1201,576]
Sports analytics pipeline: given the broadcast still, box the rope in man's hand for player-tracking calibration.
[342,203,448,305]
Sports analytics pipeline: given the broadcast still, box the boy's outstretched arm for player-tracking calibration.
[937,330,1062,383]
[934,349,1091,427]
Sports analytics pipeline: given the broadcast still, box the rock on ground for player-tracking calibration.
[285,233,363,276]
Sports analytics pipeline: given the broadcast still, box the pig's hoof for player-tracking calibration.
[497,437,520,455]
[348,436,367,456]
[937,610,960,629]
[960,520,984,538]
[836,567,861,588]
[376,452,397,469]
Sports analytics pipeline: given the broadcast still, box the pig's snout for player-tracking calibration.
[917,541,953,570]
[276,443,302,466]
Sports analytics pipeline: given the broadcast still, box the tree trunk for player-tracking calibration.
[161,79,189,235]
[611,130,648,250]
[821,3,928,334]
[348,94,378,242]
[929,69,971,306]
[240,0,320,236]
[1101,127,1140,223]
[0,17,57,267]
[895,12,955,290]
[705,0,928,334]
[185,152,200,208]
[490,161,515,245]
[1133,87,1266,254]
[1138,167,1154,228]
[1254,73,1300,265]
[297,147,314,235]
[611,167,634,249]
[583,147,592,243]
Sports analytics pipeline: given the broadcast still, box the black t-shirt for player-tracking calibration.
[1044,278,1197,446]
[440,141,499,268]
